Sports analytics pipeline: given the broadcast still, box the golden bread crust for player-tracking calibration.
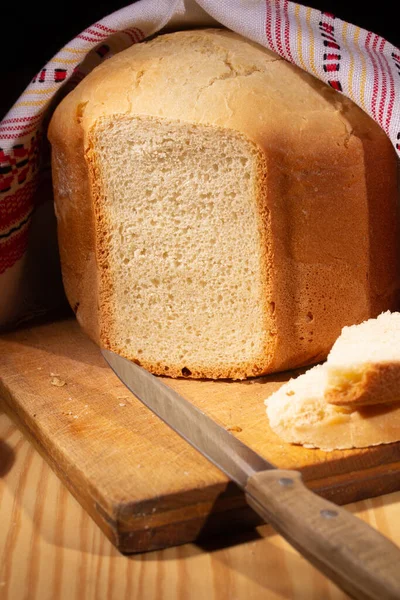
[326,363,400,408]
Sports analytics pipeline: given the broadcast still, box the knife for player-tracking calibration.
[102,349,400,600]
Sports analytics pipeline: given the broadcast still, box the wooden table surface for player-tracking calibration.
[1,409,400,599]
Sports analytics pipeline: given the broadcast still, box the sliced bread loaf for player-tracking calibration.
[48,29,400,379]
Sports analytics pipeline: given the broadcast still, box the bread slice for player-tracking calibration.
[265,364,400,451]
[48,28,400,379]
[325,312,400,407]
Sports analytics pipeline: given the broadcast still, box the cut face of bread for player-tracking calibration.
[88,116,274,379]
[265,364,400,451]
[326,312,400,407]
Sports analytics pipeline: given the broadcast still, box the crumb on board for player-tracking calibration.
[119,403,126,407]
[50,376,66,387]
[226,425,243,433]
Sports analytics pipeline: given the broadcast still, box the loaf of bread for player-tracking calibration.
[48,28,400,380]
[266,312,400,450]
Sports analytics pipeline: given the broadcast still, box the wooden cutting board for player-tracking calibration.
[1,318,400,553]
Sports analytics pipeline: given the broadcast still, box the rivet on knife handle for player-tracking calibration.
[245,469,400,600]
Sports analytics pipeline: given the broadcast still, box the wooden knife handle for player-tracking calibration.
[245,469,400,600]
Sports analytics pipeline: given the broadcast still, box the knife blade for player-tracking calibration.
[102,349,400,600]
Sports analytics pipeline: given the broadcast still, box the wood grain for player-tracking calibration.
[2,409,400,600]
[1,319,400,554]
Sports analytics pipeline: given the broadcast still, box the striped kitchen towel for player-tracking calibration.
[1,0,399,326]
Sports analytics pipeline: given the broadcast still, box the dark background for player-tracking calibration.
[1,1,399,119]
